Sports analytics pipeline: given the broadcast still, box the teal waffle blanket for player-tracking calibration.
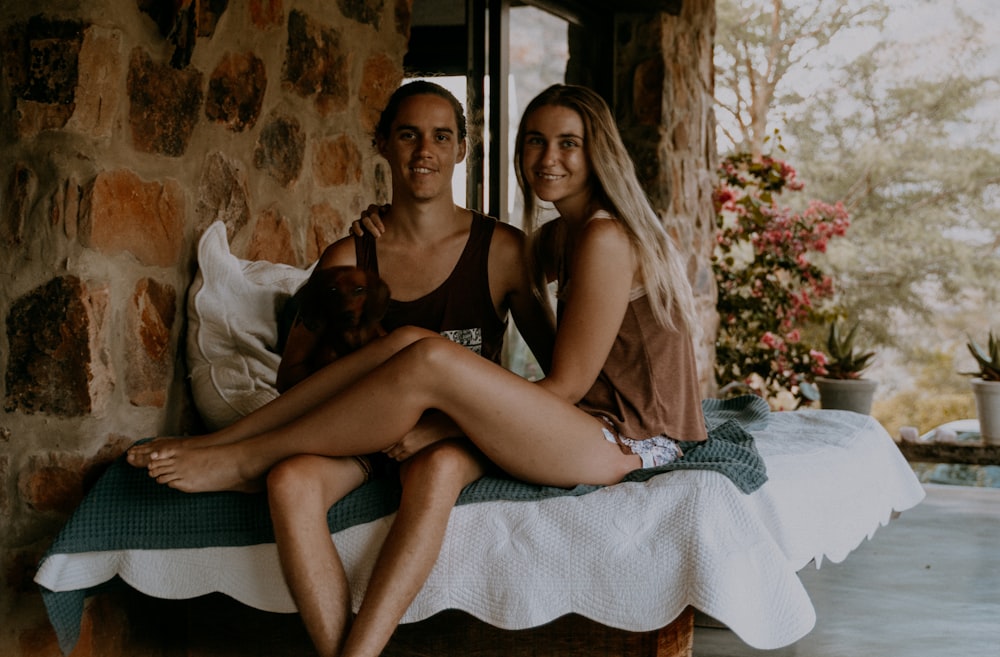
[38,395,769,655]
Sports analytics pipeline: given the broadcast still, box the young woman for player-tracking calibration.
[139,83,706,498]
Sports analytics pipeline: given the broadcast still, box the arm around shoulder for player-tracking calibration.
[490,223,556,374]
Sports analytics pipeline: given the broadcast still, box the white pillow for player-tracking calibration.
[186,222,314,430]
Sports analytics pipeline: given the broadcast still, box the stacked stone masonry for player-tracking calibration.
[0,2,409,653]
[0,1,718,655]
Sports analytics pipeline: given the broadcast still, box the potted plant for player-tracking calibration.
[966,331,1000,444]
[815,320,878,414]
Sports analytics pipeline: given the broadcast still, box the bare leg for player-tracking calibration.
[341,440,487,657]
[147,337,640,492]
[127,326,437,468]
[267,455,367,657]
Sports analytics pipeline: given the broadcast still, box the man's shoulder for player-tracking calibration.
[318,235,357,268]
[481,215,527,247]
[482,218,530,286]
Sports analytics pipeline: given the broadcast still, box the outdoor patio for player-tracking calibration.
[693,482,1000,657]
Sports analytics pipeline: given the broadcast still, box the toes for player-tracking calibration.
[127,447,147,466]
[148,446,175,461]
[153,470,178,486]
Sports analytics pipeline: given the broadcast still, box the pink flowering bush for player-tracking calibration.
[713,153,850,406]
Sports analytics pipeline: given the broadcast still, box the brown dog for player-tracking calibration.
[290,266,390,365]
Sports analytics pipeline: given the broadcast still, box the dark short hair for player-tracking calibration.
[374,80,467,142]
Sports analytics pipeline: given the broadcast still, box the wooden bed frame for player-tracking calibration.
[382,608,694,657]
[160,593,695,656]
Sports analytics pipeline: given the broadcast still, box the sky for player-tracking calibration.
[747,0,1000,152]
[829,0,999,77]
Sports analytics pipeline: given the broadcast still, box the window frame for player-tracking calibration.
[404,0,621,218]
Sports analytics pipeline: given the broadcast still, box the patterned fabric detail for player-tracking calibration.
[441,328,482,355]
[621,434,684,468]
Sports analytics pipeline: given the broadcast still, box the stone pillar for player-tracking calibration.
[615,0,719,394]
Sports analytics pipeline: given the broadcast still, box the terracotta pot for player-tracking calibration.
[816,377,877,415]
[971,378,1000,444]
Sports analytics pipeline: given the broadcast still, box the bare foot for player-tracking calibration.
[127,437,184,468]
[146,442,263,493]
[127,430,251,470]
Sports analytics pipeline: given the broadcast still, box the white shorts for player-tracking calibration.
[602,427,683,469]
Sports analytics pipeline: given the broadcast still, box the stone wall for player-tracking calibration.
[0,1,719,655]
[616,0,719,392]
[0,1,408,654]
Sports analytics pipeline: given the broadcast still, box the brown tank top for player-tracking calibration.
[574,291,708,444]
[355,213,507,363]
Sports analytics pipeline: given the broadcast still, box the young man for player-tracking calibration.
[267,81,554,657]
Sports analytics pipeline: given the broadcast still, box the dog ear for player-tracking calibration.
[364,270,391,323]
[293,267,337,333]
[292,289,323,333]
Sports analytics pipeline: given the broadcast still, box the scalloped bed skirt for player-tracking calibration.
[36,409,925,656]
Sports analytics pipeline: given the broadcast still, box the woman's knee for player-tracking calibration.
[384,325,440,352]
[399,335,466,378]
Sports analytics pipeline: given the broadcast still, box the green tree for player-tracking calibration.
[715,0,889,157]
[783,9,1000,355]
[716,0,1000,369]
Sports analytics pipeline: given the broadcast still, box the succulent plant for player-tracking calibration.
[966,331,1000,382]
[823,320,875,380]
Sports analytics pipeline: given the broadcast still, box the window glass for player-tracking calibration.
[405,5,569,219]
[504,6,569,229]
[500,6,568,380]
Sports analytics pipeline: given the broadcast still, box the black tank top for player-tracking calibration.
[355,213,507,363]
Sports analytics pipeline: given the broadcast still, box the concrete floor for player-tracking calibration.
[694,484,1000,657]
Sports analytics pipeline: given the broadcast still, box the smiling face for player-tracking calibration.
[520,104,593,219]
[377,93,466,204]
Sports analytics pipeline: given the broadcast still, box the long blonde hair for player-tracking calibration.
[514,84,697,331]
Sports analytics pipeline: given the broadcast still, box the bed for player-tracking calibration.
[33,223,926,655]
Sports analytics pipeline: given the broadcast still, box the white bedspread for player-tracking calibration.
[35,409,924,650]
